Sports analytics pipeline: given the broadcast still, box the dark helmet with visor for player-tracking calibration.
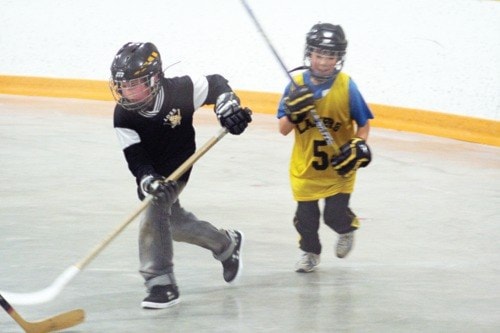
[304,23,348,81]
[109,42,163,111]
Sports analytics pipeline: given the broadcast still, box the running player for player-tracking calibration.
[109,42,252,307]
[277,23,373,272]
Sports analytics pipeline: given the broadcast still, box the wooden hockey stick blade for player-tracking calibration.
[1,293,84,333]
[0,127,228,305]
[14,309,85,333]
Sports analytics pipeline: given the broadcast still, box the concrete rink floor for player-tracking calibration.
[0,94,499,333]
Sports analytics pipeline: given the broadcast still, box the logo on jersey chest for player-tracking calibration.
[163,108,182,128]
[296,116,341,134]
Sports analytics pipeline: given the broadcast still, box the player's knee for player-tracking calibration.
[325,214,358,233]
[324,214,340,231]
[293,215,307,234]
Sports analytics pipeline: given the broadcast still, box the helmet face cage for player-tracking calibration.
[109,42,163,111]
[109,73,161,111]
[304,23,348,81]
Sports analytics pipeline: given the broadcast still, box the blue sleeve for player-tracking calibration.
[349,79,374,126]
[276,82,293,119]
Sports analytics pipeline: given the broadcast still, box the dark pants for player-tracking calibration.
[294,193,358,255]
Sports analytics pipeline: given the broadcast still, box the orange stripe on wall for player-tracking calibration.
[368,104,500,147]
[1,75,499,147]
[0,75,113,101]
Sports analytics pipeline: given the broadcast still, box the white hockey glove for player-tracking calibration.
[214,92,252,135]
[140,174,180,206]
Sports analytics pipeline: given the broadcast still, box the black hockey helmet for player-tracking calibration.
[109,42,163,111]
[304,23,348,80]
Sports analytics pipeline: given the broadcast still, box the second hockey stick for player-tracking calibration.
[0,293,84,333]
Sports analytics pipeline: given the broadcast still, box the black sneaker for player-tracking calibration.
[141,285,180,309]
[222,230,244,283]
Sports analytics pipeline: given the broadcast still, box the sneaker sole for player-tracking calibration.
[295,267,316,273]
[227,231,244,284]
[141,298,180,309]
[295,266,316,273]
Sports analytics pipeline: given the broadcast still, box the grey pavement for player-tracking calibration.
[0,94,499,333]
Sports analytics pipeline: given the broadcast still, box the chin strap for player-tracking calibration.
[310,72,338,84]
[288,65,309,73]
[288,65,338,84]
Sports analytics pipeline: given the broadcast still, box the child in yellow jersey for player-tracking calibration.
[277,23,374,273]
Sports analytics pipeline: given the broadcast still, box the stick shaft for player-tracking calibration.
[239,0,337,152]
[166,127,228,181]
[76,127,228,270]
[75,196,151,270]
[239,0,293,83]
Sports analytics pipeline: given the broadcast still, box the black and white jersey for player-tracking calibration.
[113,74,232,186]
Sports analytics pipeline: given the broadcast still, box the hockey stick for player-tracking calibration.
[0,293,84,333]
[239,0,338,152]
[0,127,229,305]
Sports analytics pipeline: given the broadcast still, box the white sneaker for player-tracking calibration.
[295,251,320,273]
[336,231,354,258]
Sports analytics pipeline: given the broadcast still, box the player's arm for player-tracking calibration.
[349,78,373,141]
[277,83,309,136]
[189,74,252,135]
[114,109,155,181]
[205,74,232,104]
[330,79,373,177]
[206,75,252,135]
[278,115,295,135]
[355,121,370,141]
[115,127,181,202]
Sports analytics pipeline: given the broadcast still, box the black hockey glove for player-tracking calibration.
[140,173,180,206]
[214,92,252,135]
[284,85,315,124]
[331,138,372,177]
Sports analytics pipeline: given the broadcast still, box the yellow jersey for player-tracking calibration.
[288,72,357,201]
